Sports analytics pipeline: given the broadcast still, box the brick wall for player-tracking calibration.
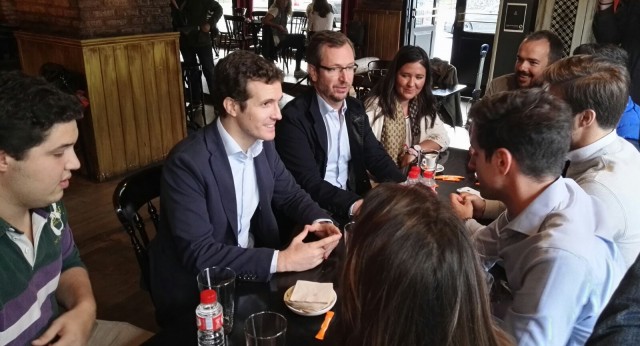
[10,0,171,38]
[0,0,18,26]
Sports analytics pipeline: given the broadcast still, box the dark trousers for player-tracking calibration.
[180,42,215,102]
[278,33,306,69]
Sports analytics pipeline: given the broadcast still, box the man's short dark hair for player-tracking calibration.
[525,30,565,64]
[543,55,629,129]
[573,43,629,67]
[0,71,83,160]
[469,88,572,179]
[306,30,355,67]
[211,50,283,117]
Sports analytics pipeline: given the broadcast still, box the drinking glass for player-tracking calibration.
[197,267,236,334]
[343,221,355,250]
[245,311,287,346]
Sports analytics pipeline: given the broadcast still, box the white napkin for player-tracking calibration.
[286,280,334,312]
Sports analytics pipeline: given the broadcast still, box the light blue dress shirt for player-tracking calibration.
[317,93,351,190]
[473,178,625,346]
[217,120,279,273]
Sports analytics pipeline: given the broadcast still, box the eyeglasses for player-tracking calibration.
[317,64,358,75]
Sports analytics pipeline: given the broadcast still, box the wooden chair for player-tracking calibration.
[251,10,267,22]
[289,11,307,35]
[112,164,163,292]
[367,59,391,84]
[223,14,251,52]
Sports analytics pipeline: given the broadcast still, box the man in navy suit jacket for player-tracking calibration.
[275,31,405,223]
[149,50,341,327]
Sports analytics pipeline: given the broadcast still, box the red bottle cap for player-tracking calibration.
[200,289,217,304]
[408,170,419,179]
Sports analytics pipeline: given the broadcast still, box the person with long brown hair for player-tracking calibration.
[339,183,512,346]
[364,46,449,168]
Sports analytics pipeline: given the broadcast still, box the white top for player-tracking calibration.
[366,97,450,150]
[307,11,334,32]
[566,131,640,268]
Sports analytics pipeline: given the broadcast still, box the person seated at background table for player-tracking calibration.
[148,51,341,328]
[364,45,450,169]
[449,88,625,345]
[262,0,308,78]
[484,30,563,97]
[0,71,152,345]
[338,183,513,346]
[573,43,640,151]
[275,31,405,225]
[306,0,334,37]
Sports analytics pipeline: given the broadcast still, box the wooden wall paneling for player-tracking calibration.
[152,40,173,155]
[16,32,185,181]
[113,44,140,171]
[99,45,128,177]
[83,47,113,180]
[164,41,186,142]
[139,42,164,161]
[126,44,153,166]
[355,9,401,61]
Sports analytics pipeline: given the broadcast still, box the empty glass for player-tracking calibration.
[197,267,236,334]
[343,221,355,250]
[245,311,287,346]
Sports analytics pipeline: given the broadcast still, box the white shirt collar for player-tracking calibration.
[566,130,617,163]
[316,92,347,117]
[217,118,264,158]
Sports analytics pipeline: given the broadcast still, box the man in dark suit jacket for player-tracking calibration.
[149,51,341,327]
[275,31,405,223]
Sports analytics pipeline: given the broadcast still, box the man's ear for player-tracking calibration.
[223,97,238,118]
[0,151,10,173]
[308,64,318,83]
[576,109,597,128]
[493,148,513,176]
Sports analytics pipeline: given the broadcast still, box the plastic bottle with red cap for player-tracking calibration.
[196,289,225,346]
[422,170,437,193]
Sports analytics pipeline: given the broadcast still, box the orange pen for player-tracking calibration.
[315,311,335,340]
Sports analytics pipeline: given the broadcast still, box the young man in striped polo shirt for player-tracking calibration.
[0,71,95,345]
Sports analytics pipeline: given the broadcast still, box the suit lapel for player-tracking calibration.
[254,149,273,226]
[205,124,239,240]
[310,93,329,155]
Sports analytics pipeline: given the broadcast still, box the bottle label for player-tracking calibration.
[197,312,224,331]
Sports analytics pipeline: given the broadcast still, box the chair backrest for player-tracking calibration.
[224,14,247,40]
[367,59,391,83]
[112,164,163,291]
[252,10,267,22]
[289,11,307,35]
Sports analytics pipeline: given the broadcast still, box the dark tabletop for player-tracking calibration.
[144,148,473,345]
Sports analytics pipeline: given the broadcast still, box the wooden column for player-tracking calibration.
[353,0,403,60]
[16,31,186,181]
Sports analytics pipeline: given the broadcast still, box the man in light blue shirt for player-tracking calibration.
[149,50,342,327]
[450,89,625,345]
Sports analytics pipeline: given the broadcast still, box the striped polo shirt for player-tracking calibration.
[0,202,84,345]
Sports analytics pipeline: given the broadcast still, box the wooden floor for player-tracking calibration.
[63,174,159,332]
